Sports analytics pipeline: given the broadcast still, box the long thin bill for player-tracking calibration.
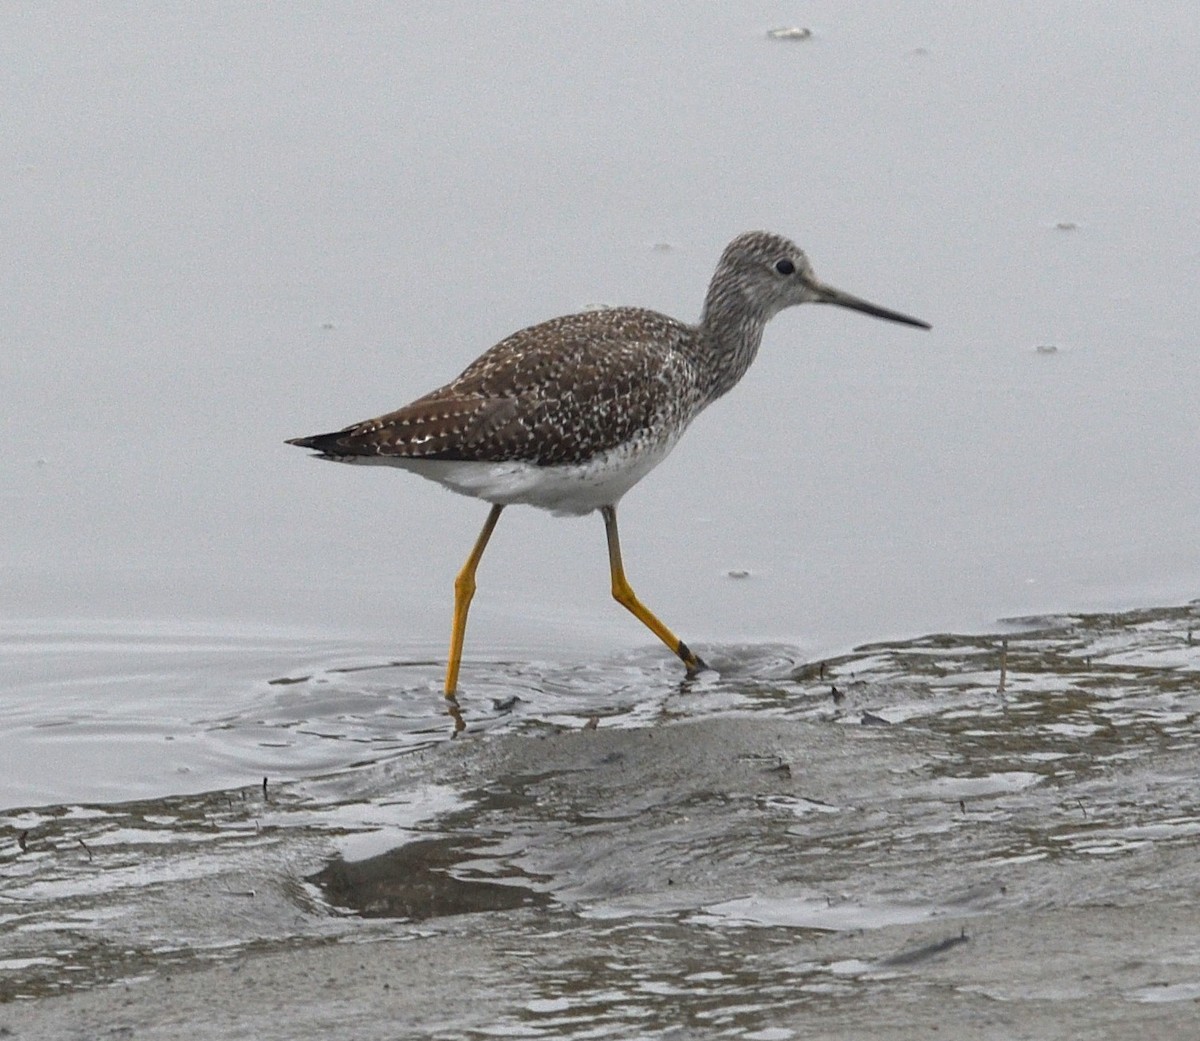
[812,281,931,330]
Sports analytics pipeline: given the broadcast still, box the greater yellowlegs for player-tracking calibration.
[288,231,929,698]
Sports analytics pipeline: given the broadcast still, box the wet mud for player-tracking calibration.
[3,603,1200,1038]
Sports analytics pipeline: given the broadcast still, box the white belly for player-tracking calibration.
[345,433,681,517]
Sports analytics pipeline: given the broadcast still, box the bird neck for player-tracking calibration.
[695,284,771,403]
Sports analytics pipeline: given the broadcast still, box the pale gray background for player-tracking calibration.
[3,2,1198,805]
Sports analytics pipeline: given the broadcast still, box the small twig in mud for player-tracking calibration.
[18,830,28,852]
[78,838,93,861]
[997,637,1008,694]
[262,776,269,801]
[1076,799,1088,819]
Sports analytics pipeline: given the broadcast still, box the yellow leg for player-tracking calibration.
[602,505,707,676]
[445,504,504,696]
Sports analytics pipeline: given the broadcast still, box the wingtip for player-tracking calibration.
[286,430,353,456]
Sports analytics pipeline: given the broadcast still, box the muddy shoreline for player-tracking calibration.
[4,606,1200,1039]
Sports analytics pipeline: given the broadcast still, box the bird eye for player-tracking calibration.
[774,259,795,276]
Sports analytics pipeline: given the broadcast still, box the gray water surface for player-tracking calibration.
[6,7,1200,805]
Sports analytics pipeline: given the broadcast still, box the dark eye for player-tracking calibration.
[774,259,795,276]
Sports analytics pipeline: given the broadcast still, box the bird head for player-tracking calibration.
[714,231,930,329]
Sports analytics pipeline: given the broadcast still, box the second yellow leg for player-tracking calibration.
[601,505,707,675]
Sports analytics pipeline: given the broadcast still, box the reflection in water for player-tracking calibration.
[445,691,467,736]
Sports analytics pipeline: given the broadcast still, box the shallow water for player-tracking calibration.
[5,1,1200,713]
[4,604,1199,1038]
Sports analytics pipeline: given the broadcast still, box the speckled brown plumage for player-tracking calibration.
[288,230,929,510]
[289,309,705,467]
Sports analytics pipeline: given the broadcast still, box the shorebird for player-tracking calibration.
[288,231,929,699]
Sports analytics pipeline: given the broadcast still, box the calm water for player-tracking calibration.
[4,1,1199,809]
[2,7,1200,1032]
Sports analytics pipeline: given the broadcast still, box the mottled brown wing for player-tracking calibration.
[446,309,702,463]
[289,308,700,466]
[286,396,520,460]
